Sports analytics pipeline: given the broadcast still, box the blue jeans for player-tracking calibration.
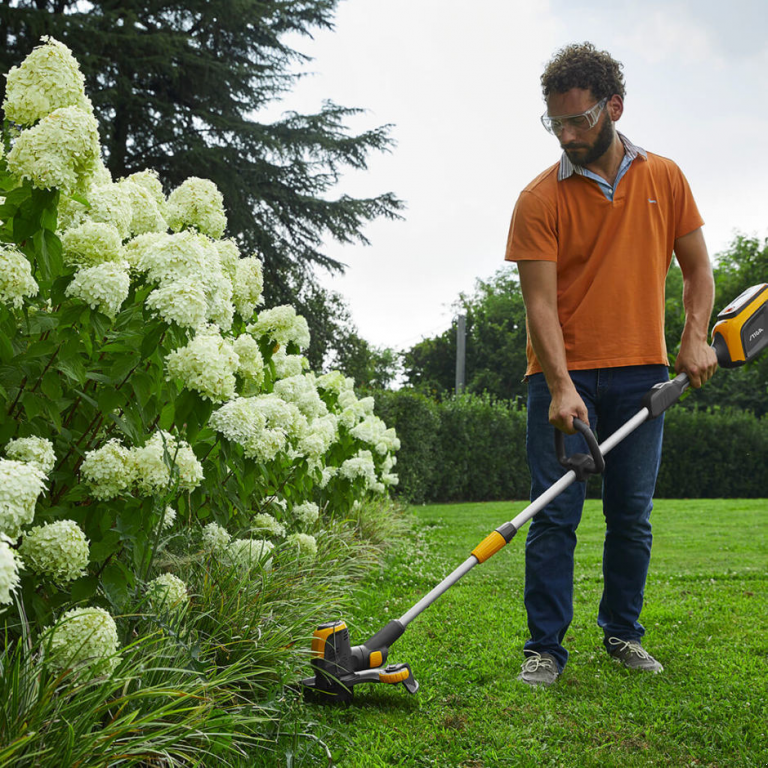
[524,365,668,671]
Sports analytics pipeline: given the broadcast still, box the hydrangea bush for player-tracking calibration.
[0,38,399,662]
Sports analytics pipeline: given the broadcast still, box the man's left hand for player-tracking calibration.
[675,340,718,388]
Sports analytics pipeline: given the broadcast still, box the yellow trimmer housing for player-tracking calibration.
[711,283,768,368]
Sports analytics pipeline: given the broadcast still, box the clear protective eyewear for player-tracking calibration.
[540,97,608,135]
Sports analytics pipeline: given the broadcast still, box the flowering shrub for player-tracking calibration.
[0,38,399,650]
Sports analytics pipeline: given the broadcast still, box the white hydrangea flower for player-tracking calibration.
[248,305,310,351]
[224,538,274,571]
[146,572,189,613]
[202,522,231,552]
[145,279,208,329]
[339,449,378,489]
[6,106,100,193]
[381,472,399,487]
[45,606,120,676]
[80,439,136,500]
[86,183,133,239]
[231,257,264,320]
[251,513,286,538]
[61,221,123,268]
[273,374,328,419]
[209,394,306,462]
[162,506,176,531]
[233,334,265,385]
[0,245,38,309]
[126,169,166,209]
[20,519,89,582]
[272,348,309,380]
[297,413,339,459]
[165,326,239,403]
[132,431,201,495]
[66,261,131,318]
[350,416,401,455]
[2,37,92,126]
[0,535,23,606]
[285,533,318,559]
[215,238,240,280]
[316,370,355,396]
[118,179,167,235]
[292,501,319,528]
[174,442,204,491]
[318,465,338,489]
[5,436,55,475]
[0,459,47,539]
[166,177,227,239]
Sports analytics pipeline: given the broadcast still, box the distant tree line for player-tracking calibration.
[398,235,768,417]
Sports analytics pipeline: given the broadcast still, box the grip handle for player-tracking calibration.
[554,417,605,481]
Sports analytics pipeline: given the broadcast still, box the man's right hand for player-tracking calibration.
[548,382,589,434]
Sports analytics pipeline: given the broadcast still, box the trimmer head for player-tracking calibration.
[300,620,418,704]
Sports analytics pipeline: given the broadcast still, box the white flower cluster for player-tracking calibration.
[0,535,23,606]
[316,371,355,396]
[81,432,203,500]
[272,348,308,380]
[165,177,227,239]
[65,261,131,318]
[224,538,274,571]
[0,458,47,538]
[0,245,39,309]
[6,106,101,194]
[45,606,120,676]
[292,501,319,528]
[165,326,239,402]
[231,257,264,320]
[248,305,311,351]
[146,572,189,613]
[2,37,92,126]
[202,522,231,552]
[118,178,167,235]
[233,335,265,386]
[252,513,286,538]
[80,439,136,500]
[162,506,177,531]
[5,436,55,475]
[273,374,328,419]
[337,389,376,430]
[350,415,401,455]
[61,221,123,268]
[209,394,307,462]
[340,449,379,491]
[285,533,318,559]
[20,519,89,582]
[132,431,204,495]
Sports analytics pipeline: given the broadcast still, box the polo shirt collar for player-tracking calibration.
[557,132,647,182]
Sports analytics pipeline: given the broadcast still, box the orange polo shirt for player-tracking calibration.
[505,149,703,376]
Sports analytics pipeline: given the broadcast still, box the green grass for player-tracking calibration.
[291,499,767,767]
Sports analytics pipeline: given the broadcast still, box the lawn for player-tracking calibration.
[290,499,767,767]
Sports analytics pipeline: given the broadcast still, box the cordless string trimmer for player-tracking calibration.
[301,283,768,704]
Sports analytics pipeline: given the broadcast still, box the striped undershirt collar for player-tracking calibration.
[557,132,647,181]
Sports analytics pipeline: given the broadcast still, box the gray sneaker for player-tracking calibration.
[517,652,560,687]
[607,637,664,673]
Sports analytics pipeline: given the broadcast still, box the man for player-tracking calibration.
[505,42,718,687]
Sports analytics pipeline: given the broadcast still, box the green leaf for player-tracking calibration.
[89,530,121,562]
[70,575,98,603]
[0,331,14,363]
[41,371,63,401]
[140,323,165,360]
[56,355,87,385]
[159,401,175,431]
[101,562,130,610]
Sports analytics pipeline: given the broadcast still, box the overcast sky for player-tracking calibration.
[272,0,768,351]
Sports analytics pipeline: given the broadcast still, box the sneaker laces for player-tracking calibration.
[607,637,653,660]
[520,652,556,673]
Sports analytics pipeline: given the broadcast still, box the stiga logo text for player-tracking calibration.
[749,326,764,342]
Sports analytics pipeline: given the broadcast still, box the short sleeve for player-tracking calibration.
[671,164,704,239]
[505,189,558,263]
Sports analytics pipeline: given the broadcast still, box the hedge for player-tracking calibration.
[375,391,768,503]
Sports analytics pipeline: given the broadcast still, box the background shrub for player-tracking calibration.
[380,391,768,503]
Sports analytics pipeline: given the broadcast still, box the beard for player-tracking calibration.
[563,114,615,167]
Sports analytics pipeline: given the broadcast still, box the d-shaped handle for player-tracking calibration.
[554,418,605,481]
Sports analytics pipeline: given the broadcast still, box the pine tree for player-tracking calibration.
[0,0,402,319]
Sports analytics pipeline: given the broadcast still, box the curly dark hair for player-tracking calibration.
[541,42,626,100]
